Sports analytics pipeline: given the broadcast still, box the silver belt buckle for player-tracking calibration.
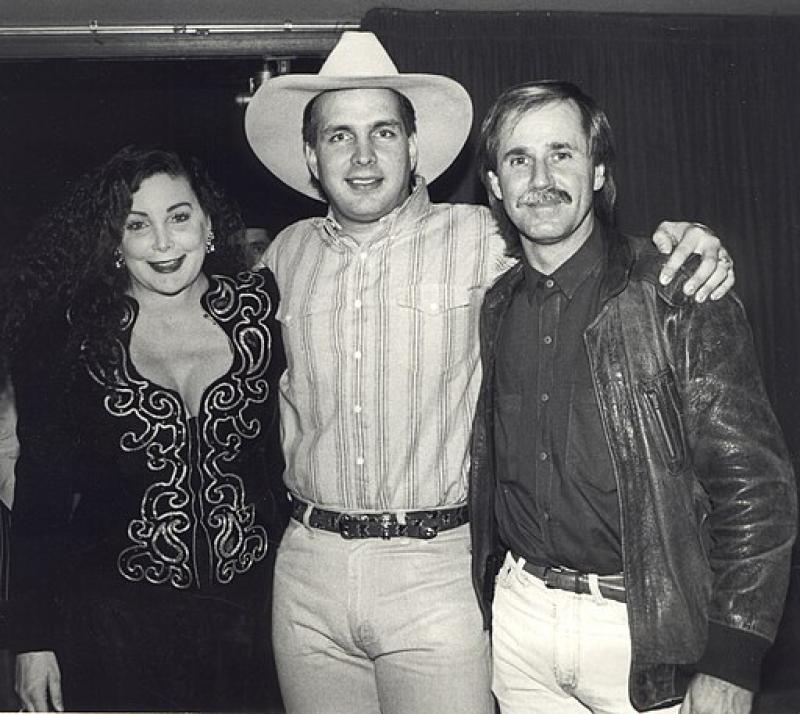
[379,513,395,540]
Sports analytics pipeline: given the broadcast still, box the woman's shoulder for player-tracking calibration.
[205,269,280,321]
[208,267,278,294]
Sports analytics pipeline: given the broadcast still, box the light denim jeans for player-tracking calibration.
[492,552,680,714]
[272,519,493,714]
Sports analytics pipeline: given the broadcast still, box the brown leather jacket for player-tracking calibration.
[469,231,797,711]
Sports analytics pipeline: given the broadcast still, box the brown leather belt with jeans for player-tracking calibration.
[514,555,627,603]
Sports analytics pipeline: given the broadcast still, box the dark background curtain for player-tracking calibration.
[363,7,800,690]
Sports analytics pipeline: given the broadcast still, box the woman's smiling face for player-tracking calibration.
[119,173,210,298]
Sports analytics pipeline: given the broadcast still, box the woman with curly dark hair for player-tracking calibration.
[3,146,287,712]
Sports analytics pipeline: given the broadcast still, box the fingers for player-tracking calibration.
[16,680,46,711]
[652,224,681,255]
[657,222,720,286]
[654,221,734,302]
[15,651,62,713]
[708,262,735,301]
[16,685,44,713]
[688,242,734,302]
[685,255,725,302]
[47,670,64,713]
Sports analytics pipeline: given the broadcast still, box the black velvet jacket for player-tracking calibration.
[9,270,288,653]
[470,232,797,711]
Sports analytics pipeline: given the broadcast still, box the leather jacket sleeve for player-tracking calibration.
[675,289,796,689]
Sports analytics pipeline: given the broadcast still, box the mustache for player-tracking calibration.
[517,187,572,207]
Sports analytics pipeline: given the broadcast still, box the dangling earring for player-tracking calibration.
[113,248,125,270]
[206,229,216,254]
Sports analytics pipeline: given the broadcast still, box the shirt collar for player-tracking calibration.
[523,222,606,303]
[316,176,432,246]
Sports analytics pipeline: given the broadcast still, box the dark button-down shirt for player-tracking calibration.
[493,226,622,574]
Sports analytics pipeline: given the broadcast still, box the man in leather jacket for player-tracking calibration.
[469,79,797,713]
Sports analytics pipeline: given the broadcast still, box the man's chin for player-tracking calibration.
[519,227,569,246]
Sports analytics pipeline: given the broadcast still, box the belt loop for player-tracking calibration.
[587,573,606,605]
[497,552,514,588]
[301,501,315,534]
[513,554,528,585]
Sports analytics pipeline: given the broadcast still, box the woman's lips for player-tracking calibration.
[147,255,186,274]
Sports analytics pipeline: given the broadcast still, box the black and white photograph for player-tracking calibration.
[1,2,798,712]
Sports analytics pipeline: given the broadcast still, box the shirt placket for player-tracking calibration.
[345,218,399,509]
[536,278,560,550]
[346,240,370,508]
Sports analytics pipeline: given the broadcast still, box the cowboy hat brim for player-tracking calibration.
[245,73,474,200]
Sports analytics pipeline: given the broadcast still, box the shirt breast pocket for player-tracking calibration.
[396,283,478,369]
[275,297,337,375]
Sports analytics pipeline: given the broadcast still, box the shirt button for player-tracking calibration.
[354,350,362,360]
[539,451,548,461]
[543,335,553,345]
[540,393,550,402]
[354,405,362,413]
[359,252,368,261]
[429,302,439,312]
[354,299,362,309]
[544,279,555,289]
[356,456,364,466]
[543,511,551,521]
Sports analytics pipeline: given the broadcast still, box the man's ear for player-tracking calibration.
[594,163,606,191]
[487,170,503,202]
[304,142,320,181]
[408,133,419,174]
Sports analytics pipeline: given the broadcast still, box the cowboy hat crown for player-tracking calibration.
[313,31,400,77]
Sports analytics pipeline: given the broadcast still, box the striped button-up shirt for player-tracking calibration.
[263,181,512,511]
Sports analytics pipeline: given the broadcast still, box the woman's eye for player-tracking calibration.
[125,219,147,232]
[170,212,191,224]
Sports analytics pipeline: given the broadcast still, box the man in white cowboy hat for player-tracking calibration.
[244,31,734,713]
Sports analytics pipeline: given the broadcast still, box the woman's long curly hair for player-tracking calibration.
[0,146,246,383]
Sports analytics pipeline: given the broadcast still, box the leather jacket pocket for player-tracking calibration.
[639,370,687,474]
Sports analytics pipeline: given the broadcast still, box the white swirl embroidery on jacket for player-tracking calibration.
[199,273,272,584]
[81,274,275,589]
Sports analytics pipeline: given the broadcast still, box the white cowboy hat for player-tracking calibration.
[244,31,474,200]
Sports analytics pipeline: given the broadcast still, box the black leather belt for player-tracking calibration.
[291,497,469,540]
[517,557,627,603]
